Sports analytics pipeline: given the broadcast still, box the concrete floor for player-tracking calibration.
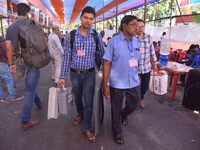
[0,64,200,150]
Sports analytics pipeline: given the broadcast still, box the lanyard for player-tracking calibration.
[79,35,85,50]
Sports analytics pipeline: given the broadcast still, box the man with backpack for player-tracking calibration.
[58,6,104,142]
[6,3,50,130]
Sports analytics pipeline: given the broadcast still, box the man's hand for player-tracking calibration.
[9,64,17,73]
[57,79,65,88]
[152,63,158,71]
[103,83,110,100]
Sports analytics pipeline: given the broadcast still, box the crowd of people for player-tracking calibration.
[0,2,199,146]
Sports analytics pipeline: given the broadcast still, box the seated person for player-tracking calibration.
[186,44,198,66]
[191,51,200,68]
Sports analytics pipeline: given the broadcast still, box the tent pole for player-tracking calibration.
[94,6,97,30]
[175,0,186,25]
[0,17,4,38]
[115,0,118,33]
[144,0,147,23]
[103,0,105,30]
[169,0,174,39]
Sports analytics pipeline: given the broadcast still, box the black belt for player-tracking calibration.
[70,68,95,74]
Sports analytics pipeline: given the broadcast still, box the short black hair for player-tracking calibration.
[137,19,145,23]
[17,3,30,16]
[120,15,138,31]
[81,6,96,17]
[162,32,166,36]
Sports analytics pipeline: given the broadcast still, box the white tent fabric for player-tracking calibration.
[146,24,200,50]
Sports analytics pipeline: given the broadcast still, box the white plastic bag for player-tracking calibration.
[48,87,73,119]
[149,70,168,95]
[58,87,73,115]
[47,87,59,120]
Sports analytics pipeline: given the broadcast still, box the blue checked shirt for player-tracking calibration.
[60,27,105,79]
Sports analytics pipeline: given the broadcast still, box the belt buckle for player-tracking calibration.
[77,69,83,74]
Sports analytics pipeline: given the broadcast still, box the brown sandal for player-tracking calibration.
[22,120,39,131]
[84,131,96,143]
[73,116,82,126]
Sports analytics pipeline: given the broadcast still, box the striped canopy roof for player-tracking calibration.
[12,0,159,25]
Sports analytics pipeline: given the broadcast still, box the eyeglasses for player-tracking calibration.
[127,23,137,27]
[138,26,145,28]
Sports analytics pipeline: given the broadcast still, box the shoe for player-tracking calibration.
[73,115,82,126]
[113,134,124,145]
[22,120,39,130]
[36,103,43,110]
[0,97,5,102]
[121,116,128,126]
[139,100,145,109]
[11,95,24,101]
[84,130,96,143]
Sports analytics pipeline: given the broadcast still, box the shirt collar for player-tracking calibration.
[120,33,138,42]
[119,33,127,40]
[76,26,93,36]
[138,33,149,41]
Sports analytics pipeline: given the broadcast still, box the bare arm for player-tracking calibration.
[6,40,16,73]
[6,40,14,65]
[103,60,111,99]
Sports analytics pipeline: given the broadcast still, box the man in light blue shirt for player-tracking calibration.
[103,15,141,145]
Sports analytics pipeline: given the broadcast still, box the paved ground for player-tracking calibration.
[0,64,200,150]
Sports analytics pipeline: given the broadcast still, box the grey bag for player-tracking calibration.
[19,20,51,68]
[58,87,73,115]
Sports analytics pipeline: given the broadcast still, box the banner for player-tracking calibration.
[0,0,7,17]
[180,0,189,6]
[190,0,200,4]
[180,5,193,14]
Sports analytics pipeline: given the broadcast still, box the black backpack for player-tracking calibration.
[18,20,51,68]
[70,29,101,71]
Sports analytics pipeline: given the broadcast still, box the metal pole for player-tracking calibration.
[0,18,4,38]
[144,0,147,24]
[94,6,96,30]
[115,0,118,33]
[169,0,174,39]
[175,0,186,25]
[103,0,105,30]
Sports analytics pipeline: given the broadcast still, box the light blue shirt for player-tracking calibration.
[103,33,140,89]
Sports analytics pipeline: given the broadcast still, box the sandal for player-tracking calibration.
[114,134,124,145]
[84,131,96,143]
[73,115,82,126]
[22,120,39,131]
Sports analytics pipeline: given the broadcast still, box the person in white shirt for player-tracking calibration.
[48,26,64,84]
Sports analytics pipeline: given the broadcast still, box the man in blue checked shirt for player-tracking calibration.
[58,6,104,142]
[103,15,141,145]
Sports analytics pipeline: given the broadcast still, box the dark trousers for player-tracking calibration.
[70,70,96,131]
[139,72,151,100]
[110,86,140,136]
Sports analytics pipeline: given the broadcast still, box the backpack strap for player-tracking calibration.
[70,29,76,51]
[92,29,99,52]
[70,30,76,61]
